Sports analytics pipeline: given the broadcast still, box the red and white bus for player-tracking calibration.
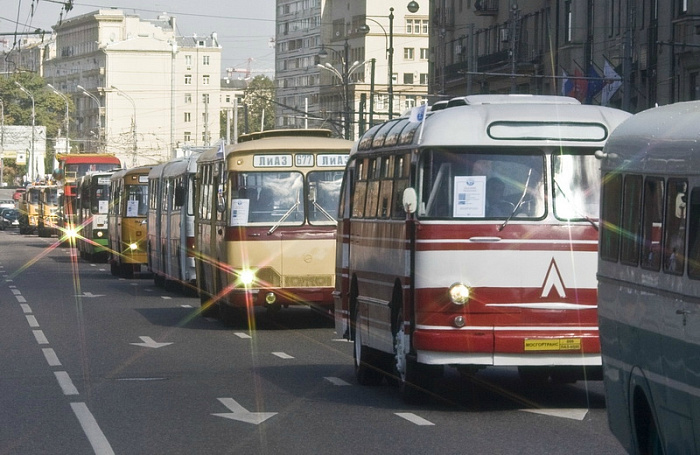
[53,153,122,241]
[335,95,630,401]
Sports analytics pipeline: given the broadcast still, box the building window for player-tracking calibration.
[404,97,416,110]
[185,93,192,104]
[184,131,191,142]
[403,73,414,84]
[404,48,414,60]
[202,112,208,123]
[185,55,192,69]
[184,112,191,122]
[202,93,210,103]
[203,75,210,85]
[203,55,210,65]
[420,48,429,60]
[185,74,192,85]
[420,73,428,85]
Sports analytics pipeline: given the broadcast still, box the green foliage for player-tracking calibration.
[0,73,74,185]
[220,75,276,140]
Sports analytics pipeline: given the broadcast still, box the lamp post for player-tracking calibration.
[47,84,70,154]
[317,39,365,140]
[77,85,102,152]
[15,81,35,182]
[111,86,137,167]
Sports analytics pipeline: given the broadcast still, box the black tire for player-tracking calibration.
[219,302,245,328]
[393,309,441,403]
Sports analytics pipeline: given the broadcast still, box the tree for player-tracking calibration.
[220,75,276,141]
[0,73,72,184]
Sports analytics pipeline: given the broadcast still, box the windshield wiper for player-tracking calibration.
[553,178,599,231]
[313,201,337,224]
[498,168,532,232]
[267,192,300,235]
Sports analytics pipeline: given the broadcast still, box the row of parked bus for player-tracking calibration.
[27,95,700,452]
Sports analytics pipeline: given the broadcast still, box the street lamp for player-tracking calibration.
[77,84,102,152]
[14,81,36,182]
[110,85,137,167]
[47,84,70,154]
[317,39,365,140]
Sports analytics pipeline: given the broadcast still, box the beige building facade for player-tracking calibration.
[42,9,221,167]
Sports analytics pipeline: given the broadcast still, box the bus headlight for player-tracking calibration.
[449,282,471,305]
[239,269,256,286]
[129,242,139,251]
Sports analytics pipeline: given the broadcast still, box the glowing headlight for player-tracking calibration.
[65,227,79,239]
[96,231,103,238]
[449,282,471,305]
[129,243,139,251]
[239,269,256,286]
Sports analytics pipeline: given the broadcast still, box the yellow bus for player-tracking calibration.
[195,130,353,324]
[18,184,41,235]
[108,166,152,278]
[76,171,114,262]
[37,185,59,238]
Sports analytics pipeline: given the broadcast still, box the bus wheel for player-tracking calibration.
[353,305,383,386]
[219,303,243,327]
[110,261,119,276]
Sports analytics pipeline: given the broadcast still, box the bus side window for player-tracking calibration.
[687,187,700,279]
[620,174,642,266]
[663,179,688,275]
[600,172,622,262]
[352,159,368,218]
[641,177,664,271]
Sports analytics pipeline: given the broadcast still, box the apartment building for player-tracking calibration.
[430,0,700,112]
[275,0,430,139]
[42,9,221,167]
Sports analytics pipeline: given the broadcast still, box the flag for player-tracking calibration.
[572,68,587,102]
[585,65,604,104]
[561,70,574,97]
[601,60,622,106]
[216,141,225,159]
[408,104,427,123]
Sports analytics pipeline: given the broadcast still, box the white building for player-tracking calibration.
[43,9,221,167]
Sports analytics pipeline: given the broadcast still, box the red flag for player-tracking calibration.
[572,68,588,102]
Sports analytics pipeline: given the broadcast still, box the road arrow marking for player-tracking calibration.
[272,352,294,359]
[212,398,277,425]
[234,332,252,339]
[75,292,105,298]
[520,408,588,420]
[129,336,173,348]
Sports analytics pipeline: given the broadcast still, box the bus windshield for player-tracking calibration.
[124,185,148,217]
[91,183,111,214]
[418,148,545,219]
[552,152,601,221]
[307,171,343,225]
[231,171,304,225]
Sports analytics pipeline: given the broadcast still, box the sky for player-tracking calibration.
[1,0,277,78]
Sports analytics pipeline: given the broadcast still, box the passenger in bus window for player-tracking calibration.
[486,177,515,217]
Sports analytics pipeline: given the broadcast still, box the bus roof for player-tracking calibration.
[354,95,631,154]
[227,130,354,155]
[601,100,700,175]
[55,153,121,164]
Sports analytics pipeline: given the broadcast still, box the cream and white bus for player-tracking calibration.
[195,130,353,325]
[336,95,630,402]
[598,100,700,454]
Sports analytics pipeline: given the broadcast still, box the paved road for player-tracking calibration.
[0,228,627,454]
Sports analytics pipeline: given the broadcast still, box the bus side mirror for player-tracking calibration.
[403,187,418,214]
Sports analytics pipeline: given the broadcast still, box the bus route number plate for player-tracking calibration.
[524,338,581,351]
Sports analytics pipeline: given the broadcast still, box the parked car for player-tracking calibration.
[0,208,19,230]
[0,199,15,209]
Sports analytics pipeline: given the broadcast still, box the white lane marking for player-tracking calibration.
[395,413,435,426]
[324,377,351,386]
[71,402,115,455]
[272,352,294,359]
[54,371,79,395]
[181,304,193,308]
[20,303,31,313]
[25,315,39,328]
[161,296,172,300]
[32,330,49,345]
[42,348,62,366]
[15,295,26,303]
[11,289,21,295]
[521,408,589,420]
[234,332,252,339]
[129,336,173,348]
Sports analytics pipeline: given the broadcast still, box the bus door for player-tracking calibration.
[334,164,354,338]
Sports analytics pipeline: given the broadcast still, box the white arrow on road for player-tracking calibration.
[212,398,277,424]
[129,336,173,348]
[75,292,106,298]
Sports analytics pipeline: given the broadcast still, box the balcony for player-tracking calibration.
[474,0,498,16]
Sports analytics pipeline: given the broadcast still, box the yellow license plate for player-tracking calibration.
[524,338,581,351]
